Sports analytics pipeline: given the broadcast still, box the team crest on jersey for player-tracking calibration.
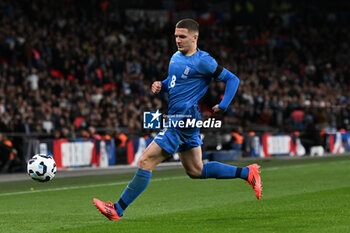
[181,66,190,79]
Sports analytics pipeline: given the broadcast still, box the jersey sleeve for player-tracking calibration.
[197,54,218,76]
[217,68,240,111]
[161,76,170,92]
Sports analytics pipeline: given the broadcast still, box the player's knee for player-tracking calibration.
[185,169,202,179]
[137,154,158,171]
[137,156,151,170]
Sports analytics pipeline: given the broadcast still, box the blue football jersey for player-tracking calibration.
[163,49,218,118]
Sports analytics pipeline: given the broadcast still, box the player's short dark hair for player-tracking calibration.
[176,18,199,33]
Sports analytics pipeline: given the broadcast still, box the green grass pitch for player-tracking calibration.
[0,156,350,233]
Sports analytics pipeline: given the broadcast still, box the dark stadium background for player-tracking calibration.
[0,0,350,172]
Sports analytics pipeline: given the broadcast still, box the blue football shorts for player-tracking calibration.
[154,127,203,155]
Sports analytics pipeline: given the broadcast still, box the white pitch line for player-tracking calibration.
[0,176,187,197]
[0,165,296,197]
[2,159,349,197]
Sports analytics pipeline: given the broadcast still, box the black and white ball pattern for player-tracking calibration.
[27,154,57,182]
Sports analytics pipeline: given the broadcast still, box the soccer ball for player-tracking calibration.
[27,154,57,182]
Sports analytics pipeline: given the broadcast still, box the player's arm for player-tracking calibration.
[198,55,240,113]
[212,66,240,113]
[152,77,170,94]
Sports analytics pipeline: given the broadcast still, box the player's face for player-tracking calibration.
[175,28,198,55]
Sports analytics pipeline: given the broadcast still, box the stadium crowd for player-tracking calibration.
[0,0,349,141]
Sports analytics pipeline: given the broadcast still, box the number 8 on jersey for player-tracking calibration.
[170,75,176,88]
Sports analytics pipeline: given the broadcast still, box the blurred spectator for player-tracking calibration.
[88,126,102,140]
[0,133,19,173]
[291,109,305,129]
[230,127,244,151]
[113,130,128,147]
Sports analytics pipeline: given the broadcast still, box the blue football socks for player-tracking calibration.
[114,163,247,216]
[201,161,249,180]
[114,168,152,216]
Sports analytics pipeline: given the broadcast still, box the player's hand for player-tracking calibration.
[212,104,225,114]
[152,81,162,94]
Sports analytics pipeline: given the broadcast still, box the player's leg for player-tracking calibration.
[137,140,170,171]
[114,141,169,215]
[179,146,248,180]
[94,141,170,220]
[178,146,203,178]
[179,145,262,199]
